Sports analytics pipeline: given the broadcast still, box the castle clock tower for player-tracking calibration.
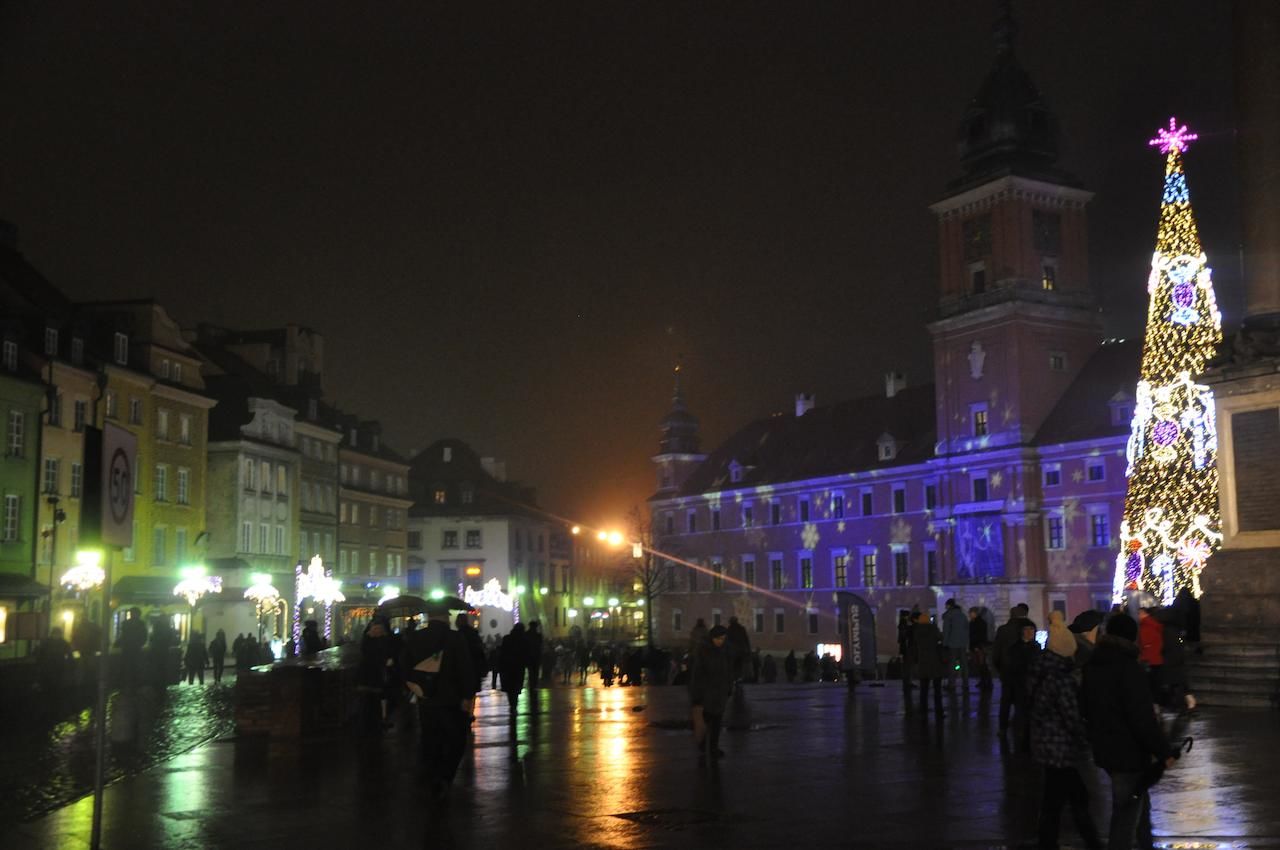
[929,4,1101,459]
[651,367,706,498]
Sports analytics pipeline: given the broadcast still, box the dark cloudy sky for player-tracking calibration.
[0,1,1238,527]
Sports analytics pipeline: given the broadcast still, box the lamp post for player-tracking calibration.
[243,573,281,642]
[173,566,222,640]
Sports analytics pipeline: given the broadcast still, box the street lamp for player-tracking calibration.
[243,573,281,642]
[173,565,223,639]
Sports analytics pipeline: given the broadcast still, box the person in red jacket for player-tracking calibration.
[1137,601,1164,706]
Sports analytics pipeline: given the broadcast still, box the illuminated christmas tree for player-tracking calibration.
[1114,118,1223,604]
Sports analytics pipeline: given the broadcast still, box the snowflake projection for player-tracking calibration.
[925,521,937,537]
[890,518,913,545]
[836,521,847,534]
[1061,498,1081,523]
[989,470,1004,490]
[1002,402,1015,425]
[1072,468,1085,483]
[801,523,820,550]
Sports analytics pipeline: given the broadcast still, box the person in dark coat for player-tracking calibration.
[725,616,751,683]
[150,617,177,686]
[525,620,544,689]
[499,623,527,714]
[1067,610,1104,676]
[1173,586,1201,651]
[1029,623,1103,849]
[992,604,1030,733]
[360,617,397,729]
[783,650,798,683]
[688,618,708,650]
[37,626,72,697]
[455,614,488,711]
[761,653,777,684]
[911,613,945,716]
[897,610,916,696]
[941,599,969,691]
[801,649,819,682]
[968,607,992,690]
[689,625,733,759]
[301,620,325,655]
[184,633,208,685]
[489,642,502,690]
[208,629,227,684]
[1154,604,1194,712]
[1005,618,1041,747]
[401,602,476,801]
[117,608,148,687]
[1081,613,1172,850]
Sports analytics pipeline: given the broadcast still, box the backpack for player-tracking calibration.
[406,650,444,699]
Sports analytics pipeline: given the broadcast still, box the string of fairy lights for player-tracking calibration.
[1113,118,1223,604]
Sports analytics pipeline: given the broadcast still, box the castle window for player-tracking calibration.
[970,264,987,295]
[971,404,989,437]
[1042,261,1058,291]
[1032,210,1062,255]
[963,214,992,261]
[1049,350,1067,371]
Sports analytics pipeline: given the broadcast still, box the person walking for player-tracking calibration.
[37,626,72,698]
[360,617,397,730]
[208,629,227,684]
[301,620,325,655]
[499,623,527,715]
[183,632,208,685]
[525,620,544,690]
[941,598,969,691]
[969,607,993,690]
[401,601,476,802]
[689,625,733,760]
[1081,613,1172,850]
[992,603,1030,734]
[117,608,148,687]
[761,653,777,684]
[725,616,751,684]
[897,610,916,698]
[489,641,502,690]
[1156,603,1194,713]
[1029,621,1103,850]
[1006,618,1041,748]
[911,612,945,717]
[1137,600,1165,707]
[688,618,708,650]
[455,614,488,710]
[783,650,798,683]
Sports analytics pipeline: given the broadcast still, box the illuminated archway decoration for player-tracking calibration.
[174,567,223,607]
[292,555,345,645]
[463,578,514,613]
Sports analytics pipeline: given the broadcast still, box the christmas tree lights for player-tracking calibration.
[1114,118,1223,604]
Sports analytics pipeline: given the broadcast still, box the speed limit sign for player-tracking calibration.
[99,422,137,548]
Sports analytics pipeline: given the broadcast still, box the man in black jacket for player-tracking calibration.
[1081,613,1172,850]
[402,602,476,801]
[991,603,1029,733]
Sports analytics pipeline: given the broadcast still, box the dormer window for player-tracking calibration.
[44,328,58,357]
[2,340,17,372]
[159,359,171,379]
[433,489,447,505]
[1109,393,1134,427]
[70,337,84,365]
[877,433,898,462]
[113,333,129,365]
[729,460,743,484]
[173,363,183,383]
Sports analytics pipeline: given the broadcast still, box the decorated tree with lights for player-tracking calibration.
[1114,118,1223,604]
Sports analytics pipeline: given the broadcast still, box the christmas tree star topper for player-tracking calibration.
[1149,117,1197,154]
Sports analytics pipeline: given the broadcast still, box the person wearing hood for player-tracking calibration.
[1029,622,1103,849]
[1081,613,1172,850]
[689,624,733,759]
[401,602,476,802]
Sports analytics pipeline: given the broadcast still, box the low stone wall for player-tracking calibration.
[234,645,361,737]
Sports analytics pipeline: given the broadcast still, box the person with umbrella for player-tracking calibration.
[401,597,475,802]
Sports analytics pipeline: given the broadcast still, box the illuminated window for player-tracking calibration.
[177,468,190,505]
[972,474,989,502]
[70,463,82,498]
[465,530,481,548]
[241,522,252,552]
[861,551,876,587]
[832,495,844,519]
[43,457,59,494]
[2,495,19,542]
[894,549,909,587]
[157,409,169,439]
[1046,515,1065,550]
[972,404,989,437]
[800,556,813,589]
[742,557,755,587]
[770,557,784,589]
[712,560,724,591]
[0,605,7,643]
[833,552,848,587]
[433,489,446,505]
[1090,510,1111,548]
[154,465,168,502]
[105,391,118,419]
[8,411,25,457]
[1041,262,1058,291]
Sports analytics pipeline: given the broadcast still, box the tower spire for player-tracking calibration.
[992,0,1018,56]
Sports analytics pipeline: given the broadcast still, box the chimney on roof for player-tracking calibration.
[884,372,907,398]
[795,393,815,417]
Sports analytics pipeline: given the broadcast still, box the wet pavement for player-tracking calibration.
[4,680,1280,849]
[0,678,235,825]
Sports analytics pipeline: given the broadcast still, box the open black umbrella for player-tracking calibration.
[376,594,470,619]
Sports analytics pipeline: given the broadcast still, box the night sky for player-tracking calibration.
[0,1,1238,527]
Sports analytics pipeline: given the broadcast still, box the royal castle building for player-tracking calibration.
[649,16,1141,658]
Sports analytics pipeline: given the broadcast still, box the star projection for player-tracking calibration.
[1114,119,1222,604]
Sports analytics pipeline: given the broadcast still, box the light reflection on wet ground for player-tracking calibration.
[5,681,1280,849]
